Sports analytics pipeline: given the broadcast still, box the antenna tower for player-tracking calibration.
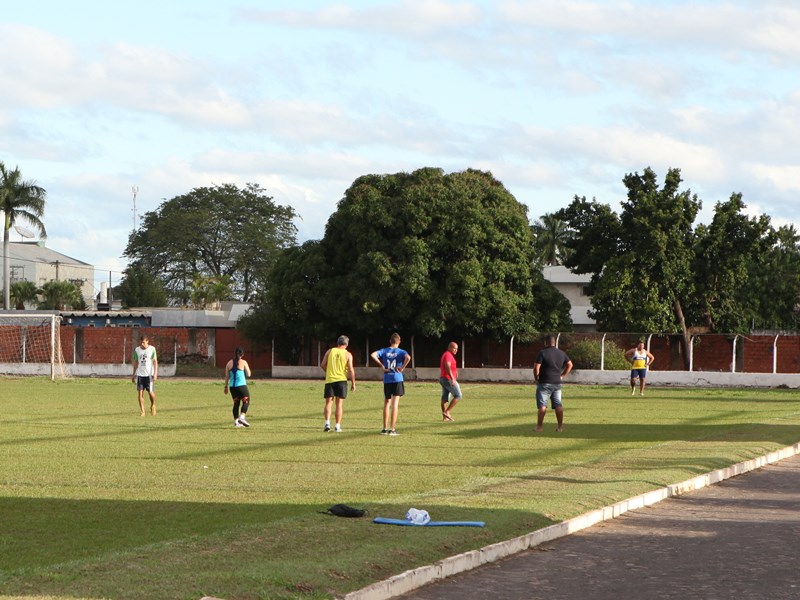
[131,186,139,231]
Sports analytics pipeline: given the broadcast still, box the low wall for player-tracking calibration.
[271,366,800,388]
[571,370,800,388]
[0,363,177,378]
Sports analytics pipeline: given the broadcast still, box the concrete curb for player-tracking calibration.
[342,441,800,600]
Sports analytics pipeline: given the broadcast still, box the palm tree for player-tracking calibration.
[531,213,572,267]
[9,280,40,310]
[1,162,47,309]
[38,280,81,311]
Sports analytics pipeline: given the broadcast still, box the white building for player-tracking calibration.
[542,265,596,331]
[5,241,94,307]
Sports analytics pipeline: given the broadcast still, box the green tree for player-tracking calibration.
[123,183,297,304]
[555,196,622,281]
[188,274,232,309]
[317,167,568,338]
[690,194,773,332]
[531,212,573,266]
[744,224,800,330]
[9,280,40,310]
[560,167,800,345]
[116,265,169,308]
[561,167,701,365]
[38,280,82,310]
[1,162,47,310]
[238,240,327,364]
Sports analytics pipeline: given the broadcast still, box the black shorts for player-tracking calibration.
[384,382,405,399]
[324,381,348,399]
[136,376,154,392]
[230,385,250,400]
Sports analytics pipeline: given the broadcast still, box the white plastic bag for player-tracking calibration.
[405,508,431,525]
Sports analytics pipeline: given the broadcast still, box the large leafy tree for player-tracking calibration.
[123,183,297,304]
[690,193,773,332]
[238,240,328,364]
[560,167,701,363]
[241,168,571,361]
[743,224,800,331]
[317,167,569,339]
[116,265,169,308]
[560,167,800,353]
[1,162,47,310]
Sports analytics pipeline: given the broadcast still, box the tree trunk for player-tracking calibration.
[3,216,10,310]
[673,297,692,370]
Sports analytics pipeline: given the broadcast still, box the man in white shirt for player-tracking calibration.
[132,335,158,416]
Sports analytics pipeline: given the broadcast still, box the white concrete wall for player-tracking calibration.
[0,363,177,377]
[271,366,800,388]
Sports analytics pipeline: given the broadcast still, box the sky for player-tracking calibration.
[2,1,799,297]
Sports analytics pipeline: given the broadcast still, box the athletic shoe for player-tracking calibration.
[234,421,244,428]
[238,416,250,427]
[388,429,399,436]
[324,424,331,432]
[334,425,342,433]
[380,429,389,435]
[631,389,635,396]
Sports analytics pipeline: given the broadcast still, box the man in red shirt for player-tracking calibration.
[439,341,461,421]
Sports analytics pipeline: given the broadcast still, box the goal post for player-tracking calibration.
[0,313,69,380]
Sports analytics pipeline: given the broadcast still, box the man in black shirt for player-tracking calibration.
[533,334,573,432]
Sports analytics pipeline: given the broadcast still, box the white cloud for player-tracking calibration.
[2,0,800,285]
[747,163,800,194]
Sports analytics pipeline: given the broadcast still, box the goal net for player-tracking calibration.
[0,314,69,379]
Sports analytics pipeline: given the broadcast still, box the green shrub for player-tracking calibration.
[567,339,629,370]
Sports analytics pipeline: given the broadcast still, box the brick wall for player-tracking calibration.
[4,324,800,375]
[58,327,211,365]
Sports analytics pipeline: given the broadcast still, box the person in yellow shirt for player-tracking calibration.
[320,335,356,432]
[625,341,655,396]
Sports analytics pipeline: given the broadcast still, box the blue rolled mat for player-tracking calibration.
[373,517,485,527]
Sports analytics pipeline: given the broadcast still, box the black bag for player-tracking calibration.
[326,503,366,518]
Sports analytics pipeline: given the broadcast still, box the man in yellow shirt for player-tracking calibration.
[320,335,356,432]
[625,341,655,396]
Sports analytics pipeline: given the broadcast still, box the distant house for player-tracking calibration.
[6,241,94,307]
[542,265,596,332]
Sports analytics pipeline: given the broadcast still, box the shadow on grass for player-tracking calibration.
[0,497,553,600]
[445,422,800,444]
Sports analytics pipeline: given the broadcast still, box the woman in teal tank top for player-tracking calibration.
[224,347,252,427]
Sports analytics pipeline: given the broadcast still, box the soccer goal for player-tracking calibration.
[0,313,69,380]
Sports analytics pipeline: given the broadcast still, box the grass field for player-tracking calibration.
[1,377,799,600]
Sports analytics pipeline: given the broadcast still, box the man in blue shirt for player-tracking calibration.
[370,333,411,435]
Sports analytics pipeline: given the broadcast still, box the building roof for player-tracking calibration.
[8,241,91,267]
[59,311,150,319]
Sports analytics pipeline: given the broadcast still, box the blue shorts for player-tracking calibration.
[631,368,648,380]
[439,378,462,402]
[536,383,562,409]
